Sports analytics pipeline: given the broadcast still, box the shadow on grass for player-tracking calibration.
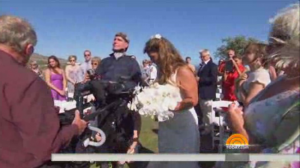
[151,129,158,135]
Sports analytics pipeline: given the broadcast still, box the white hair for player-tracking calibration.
[0,15,37,53]
[267,3,300,69]
[200,49,210,56]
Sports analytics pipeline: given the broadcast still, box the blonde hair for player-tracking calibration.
[144,36,185,84]
[267,3,300,69]
[0,15,37,53]
[68,55,77,61]
[91,57,101,64]
[244,43,268,67]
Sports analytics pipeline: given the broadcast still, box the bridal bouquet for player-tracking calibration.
[127,82,181,122]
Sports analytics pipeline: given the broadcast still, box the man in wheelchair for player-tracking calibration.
[62,32,144,168]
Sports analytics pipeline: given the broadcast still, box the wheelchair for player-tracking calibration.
[57,77,145,168]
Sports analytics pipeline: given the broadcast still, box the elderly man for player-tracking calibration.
[30,60,43,78]
[196,49,218,135]
[81,50,92,79]
[0,15,87,168]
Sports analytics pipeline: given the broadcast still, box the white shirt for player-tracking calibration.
[142,66,150,79]
[149,65,157,80]
[80,60,92,74]
[243,68,271,94]
[199,59,210,71]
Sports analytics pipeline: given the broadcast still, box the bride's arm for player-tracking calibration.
[173,66,198,111]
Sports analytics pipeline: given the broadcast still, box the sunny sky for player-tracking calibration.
[0,0,296,64]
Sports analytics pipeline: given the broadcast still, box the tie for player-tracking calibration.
[199,62,206,71]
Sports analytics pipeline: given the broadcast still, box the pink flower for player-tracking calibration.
[291,148,300,168]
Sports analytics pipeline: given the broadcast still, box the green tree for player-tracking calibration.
[215,36,261,60]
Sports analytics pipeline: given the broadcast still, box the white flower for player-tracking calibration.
[127,83,182,122]
[151,34,162,40]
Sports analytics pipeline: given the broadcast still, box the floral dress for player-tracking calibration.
[217,76,300,168]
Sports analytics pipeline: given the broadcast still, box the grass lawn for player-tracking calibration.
[139,116,158,153]
[90,116,158,168]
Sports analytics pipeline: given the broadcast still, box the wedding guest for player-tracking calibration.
[45,55,67,100]
[0,15,87,168]
[220,49,246,101]
[196,49,218,135]
[141,59,150,84]
[216,3,300,168]
[236,43,271,107]
[65,55,84,94]
[144,34,200,168]
[186,56,196,73]
[91,56,101,70]
[148,60,157,85]
[81,49,92,78]
[83,57,101,83]
[231,54,245,76]
[30,60,43,78]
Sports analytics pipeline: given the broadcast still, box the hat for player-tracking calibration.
[115,32,130,43]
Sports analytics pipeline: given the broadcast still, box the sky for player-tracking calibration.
[0,0,296,64]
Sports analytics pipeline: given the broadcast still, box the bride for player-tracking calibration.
[144,34,200,168]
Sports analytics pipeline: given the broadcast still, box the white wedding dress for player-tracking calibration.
[148,72,201,168]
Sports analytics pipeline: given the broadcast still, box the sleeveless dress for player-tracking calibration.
[148,71,200,168]
[216,75,300,168]
[50,71,66,101]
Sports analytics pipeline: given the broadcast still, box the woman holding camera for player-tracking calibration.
[83,56,101,82]
[220,51,246,101]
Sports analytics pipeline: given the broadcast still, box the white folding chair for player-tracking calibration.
[54,100,77,113]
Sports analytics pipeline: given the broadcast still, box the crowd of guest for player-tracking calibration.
[28,50,102,101]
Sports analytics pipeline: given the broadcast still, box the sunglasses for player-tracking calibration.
[84,54,91,57]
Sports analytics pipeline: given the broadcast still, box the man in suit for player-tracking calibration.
[0,15,87,168]
[196,49,218,135]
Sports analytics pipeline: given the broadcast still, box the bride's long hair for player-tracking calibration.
[143,35,186,84]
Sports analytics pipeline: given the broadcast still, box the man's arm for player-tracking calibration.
[199,64,218,85]
[123,59,142,90]
[10,78,78,163]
